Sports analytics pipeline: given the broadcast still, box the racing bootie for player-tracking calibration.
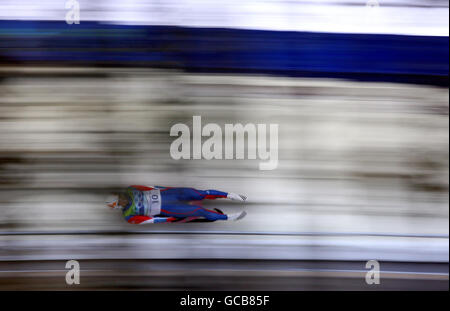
[227,193,247,202]
[227,211,247,221]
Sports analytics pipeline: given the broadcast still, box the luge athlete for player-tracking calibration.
[105,185,247,224]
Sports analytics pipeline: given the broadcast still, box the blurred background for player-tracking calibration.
[0,0,448,290]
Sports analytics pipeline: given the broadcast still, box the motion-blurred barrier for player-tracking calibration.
[0,21,448,86]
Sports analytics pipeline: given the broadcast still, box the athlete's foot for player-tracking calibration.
[227,192,247,202]
[227,211,247,221]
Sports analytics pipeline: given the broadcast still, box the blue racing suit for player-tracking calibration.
[122,185,228,224]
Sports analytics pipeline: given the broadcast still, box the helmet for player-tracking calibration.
[105,194,119,209]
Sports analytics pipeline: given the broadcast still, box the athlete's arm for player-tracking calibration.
[128,185,155,191]
[127,215,176,224]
